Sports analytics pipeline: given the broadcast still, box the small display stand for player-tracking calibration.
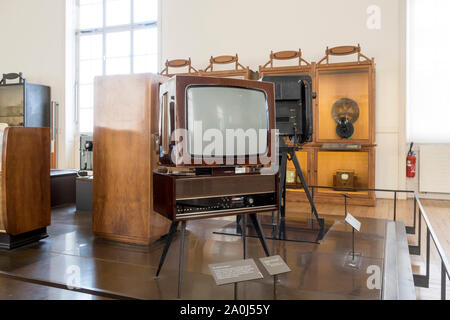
[344,212,362,269]
[341,194,362,269]
[259,49,313,78]
[259,255,291,299]
[209,258,263,300]
[199,54,257,80]
[159,57,200,77]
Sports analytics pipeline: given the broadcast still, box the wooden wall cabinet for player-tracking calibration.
[93,74,171,245]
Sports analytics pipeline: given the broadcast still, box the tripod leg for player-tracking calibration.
[178,220,187,299]
[241,214,246,259]
[279,215,286,240]
[276,152,288,239]
[236,215,242,234]
[249,213,270,256]
[279,153,287,220]
[279,177,287,239]
[290,151,324,229]
[156,221,179,277]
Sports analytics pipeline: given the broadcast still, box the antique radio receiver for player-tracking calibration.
[157,75,275,167]
[261,75,313,145]
[333,169,357,190]
[153,172,278,221]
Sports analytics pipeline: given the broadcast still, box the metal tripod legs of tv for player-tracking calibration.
[275,148,325,240]
[155,214,270,299]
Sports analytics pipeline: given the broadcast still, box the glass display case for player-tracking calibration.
[0,73,50,128]
[315,45,375,145]
[317,69,370,142]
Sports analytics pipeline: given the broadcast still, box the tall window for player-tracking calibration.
[76,0,159,133]
[407,0,450,143]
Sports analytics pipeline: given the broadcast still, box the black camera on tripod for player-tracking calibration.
[261,74,323,235]
[262,75,314,146]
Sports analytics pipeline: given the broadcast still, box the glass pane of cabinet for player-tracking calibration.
[0,85,24,126]
[317,151,369,195]
[317,69,370,142]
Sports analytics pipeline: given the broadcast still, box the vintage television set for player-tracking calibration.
[157,75,275,168]
[153,76,277,295]
[153,75,278,221]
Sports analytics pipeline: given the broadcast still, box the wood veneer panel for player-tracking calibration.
[1,127,50,235]
[93,74,170,245]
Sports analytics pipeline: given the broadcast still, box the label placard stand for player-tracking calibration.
[341,194,362,269]
[207,214,270,300]
[259,255,291,299]
[209,259,264,300]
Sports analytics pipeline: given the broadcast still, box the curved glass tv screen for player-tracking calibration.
[186,86,269,158]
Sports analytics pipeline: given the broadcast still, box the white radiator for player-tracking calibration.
[419,145,450,193]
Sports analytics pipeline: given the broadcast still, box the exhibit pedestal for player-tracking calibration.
[0,228,48,250]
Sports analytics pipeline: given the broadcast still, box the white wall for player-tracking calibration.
[161,0,407,197]
[0,0,77,169]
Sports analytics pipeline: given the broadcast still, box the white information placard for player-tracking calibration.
[345,212,361,232]
[259,255,291,276]
[209,259,263,286]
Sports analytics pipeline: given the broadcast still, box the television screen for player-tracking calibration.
[186,86,269,158]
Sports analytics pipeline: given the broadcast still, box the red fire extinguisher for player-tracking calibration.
[406,142,416,178]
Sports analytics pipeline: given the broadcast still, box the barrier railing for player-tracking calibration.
[309,185,449,300]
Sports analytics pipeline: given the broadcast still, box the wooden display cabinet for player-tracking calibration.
[313,45,376,205]
[315,45,375,145]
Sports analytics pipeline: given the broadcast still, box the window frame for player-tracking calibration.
[75,0,161,134]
